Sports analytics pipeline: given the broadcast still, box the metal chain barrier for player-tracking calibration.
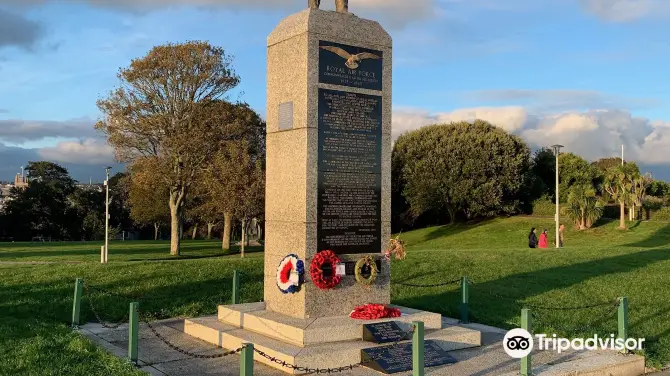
[86,284,167,302]
[84,284,128,329]
[253,324,416,373]
[531,301,620,335]
[475,289,618,311]
[140,313,243,359]
[524,300,618,311]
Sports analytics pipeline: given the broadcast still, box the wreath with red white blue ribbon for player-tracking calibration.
[276,254,305,294]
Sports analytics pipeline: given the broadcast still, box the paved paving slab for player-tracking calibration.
[79,318,642,376]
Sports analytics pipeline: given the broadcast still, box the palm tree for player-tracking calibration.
[603,164,638,229]
[630,173,651,220]
[565,185,604,230]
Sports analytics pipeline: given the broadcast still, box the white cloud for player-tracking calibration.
[38,138,115,165]
[393,106,527,140]
[392,107,670,165]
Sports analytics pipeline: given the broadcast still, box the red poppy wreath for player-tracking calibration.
[350,304,402,320]
[309,250,342,290]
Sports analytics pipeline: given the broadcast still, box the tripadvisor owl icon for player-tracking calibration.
[503,328,534,358]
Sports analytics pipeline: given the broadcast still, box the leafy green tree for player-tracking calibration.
[592,157,624,172]
[604,163,640,229]
[565,185,603,230]
[96,41,241,255]
[198,102,266,251]
[25,161,76,193]
[592,157,624,198]
[393,120,531,222]
[108,172,133,232]
[557,153,598,203]
[127,159,171,240]
[631,173,652,220]
[528,148,556,201]
[647,180,670,197]
[69,188,106,240]
[2,162,79,240]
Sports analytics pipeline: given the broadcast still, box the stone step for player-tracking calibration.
[218,302,443,347]
[500,351,645,376]
[184,316,481,374]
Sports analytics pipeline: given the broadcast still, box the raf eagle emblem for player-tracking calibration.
[319,46,381,69]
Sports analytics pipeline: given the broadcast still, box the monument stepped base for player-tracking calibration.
[184,302,481,374]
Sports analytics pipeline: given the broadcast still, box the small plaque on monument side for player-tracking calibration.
[363,321,408,343]
[318,40,383,91]
[361,340,457,374]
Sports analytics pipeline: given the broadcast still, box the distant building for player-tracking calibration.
[0,168,29,211]
[14,173,28,188]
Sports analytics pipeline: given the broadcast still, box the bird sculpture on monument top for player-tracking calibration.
[308,0,349,13]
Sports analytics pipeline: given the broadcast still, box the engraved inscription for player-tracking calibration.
[319,40,383,91]
[317,89,382,255]
[363,322,407,343]
[361,341,457,374]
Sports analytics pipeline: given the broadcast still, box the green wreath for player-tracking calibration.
[355,256,378,285]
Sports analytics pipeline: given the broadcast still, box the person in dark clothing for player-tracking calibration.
[528,228,538,248]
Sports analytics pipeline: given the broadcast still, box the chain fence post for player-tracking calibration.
[128,302,139,364]
[617,297,628,342]
[412,321,424,376]
[240,343,254,376]
[460,276,469,324]
[232,270,240,304]
[72,278,84,327]
[520,308,532,376]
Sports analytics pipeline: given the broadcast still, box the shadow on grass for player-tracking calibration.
[127,246,264,262]
[626,225,670,248]
[0,240,262,261]
[591,217,617,228]
[394,247,670,331]
[0,267,264,345]
[419,218,495,243]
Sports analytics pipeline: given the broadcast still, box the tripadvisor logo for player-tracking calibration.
[503,328,533,358]
[535,333,645,353]
[503,328,645,357]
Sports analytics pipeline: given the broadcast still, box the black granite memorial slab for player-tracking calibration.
[316,88,382,255]
[363,321,408,344]
[361,340,457,374]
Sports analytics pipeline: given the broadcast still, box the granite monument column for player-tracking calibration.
[264,6,392,319]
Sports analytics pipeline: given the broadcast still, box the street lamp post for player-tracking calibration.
[551,145,563,249]
[104,166,112,263]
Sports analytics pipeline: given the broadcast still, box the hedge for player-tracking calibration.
[531,198,567,217]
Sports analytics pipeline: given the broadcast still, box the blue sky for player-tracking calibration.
[1,0,669,181]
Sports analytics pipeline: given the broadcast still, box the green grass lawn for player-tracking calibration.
[1,217,670,374]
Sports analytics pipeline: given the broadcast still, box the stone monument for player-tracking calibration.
[263,0,391,319]
[184,3,481,373]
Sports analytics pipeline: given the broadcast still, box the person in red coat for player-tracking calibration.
[538,229,548,248]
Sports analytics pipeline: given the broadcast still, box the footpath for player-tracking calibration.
[80,316,646,376]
